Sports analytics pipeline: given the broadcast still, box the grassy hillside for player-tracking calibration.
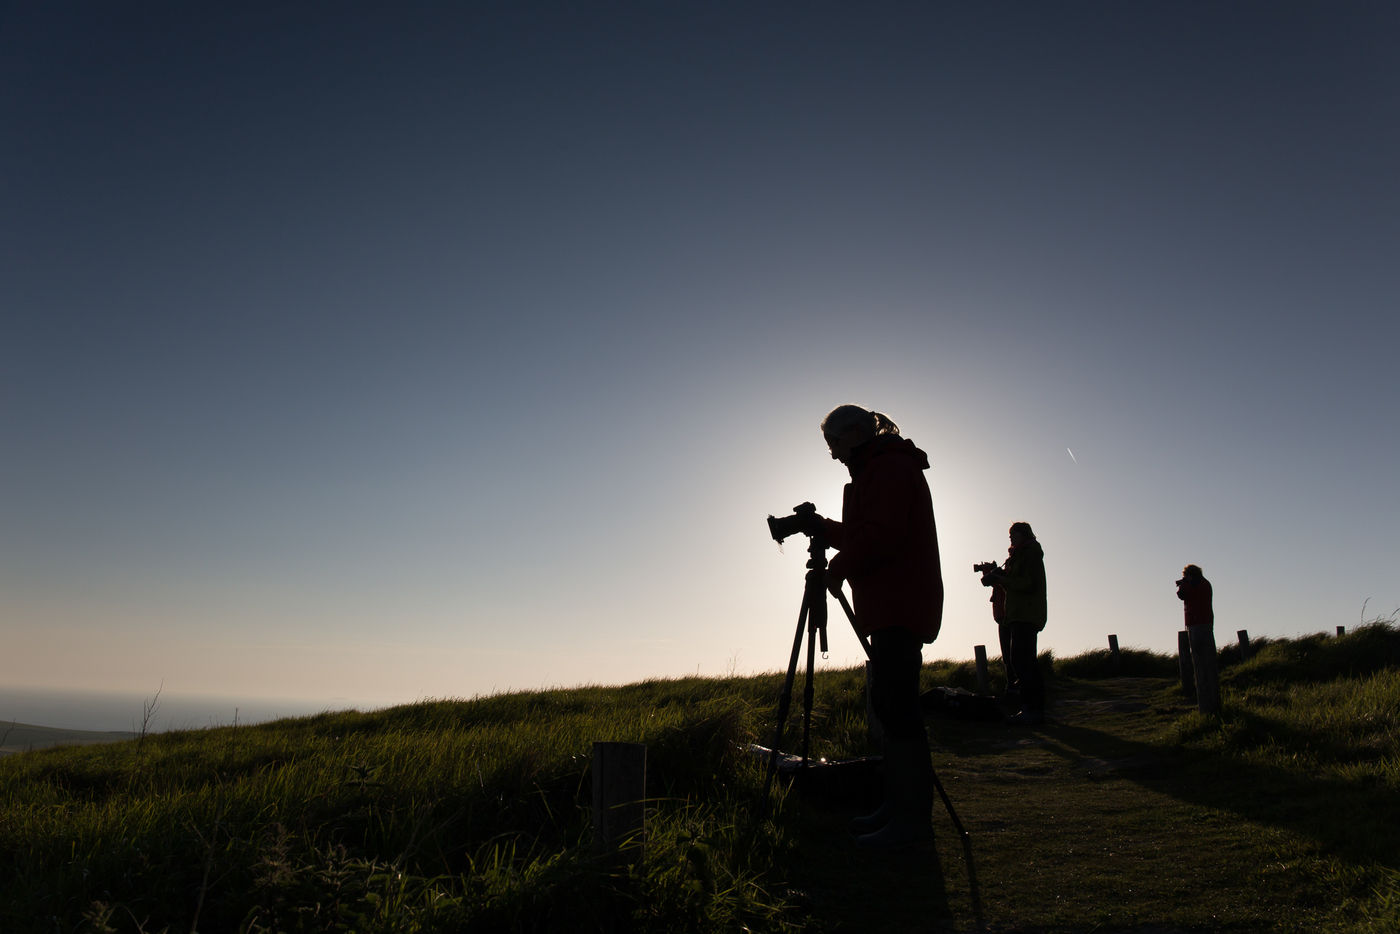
[2,623,1398,933]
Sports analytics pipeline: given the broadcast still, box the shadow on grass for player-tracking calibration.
[1039,718,1400,870]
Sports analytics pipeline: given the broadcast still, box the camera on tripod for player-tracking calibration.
[767,502,823,543]
[973,561,1002,586]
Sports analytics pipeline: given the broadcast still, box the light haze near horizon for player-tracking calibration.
[4,3,1397,717]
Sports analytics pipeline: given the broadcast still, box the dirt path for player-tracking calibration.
[780,676,1335,933]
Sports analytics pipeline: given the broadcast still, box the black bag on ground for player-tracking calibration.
[748,744,882,808]
[921,686,1003,722]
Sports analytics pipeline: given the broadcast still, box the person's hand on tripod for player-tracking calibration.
[825,570,846,599]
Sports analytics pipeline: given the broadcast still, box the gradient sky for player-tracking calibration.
[4,2,1397,711]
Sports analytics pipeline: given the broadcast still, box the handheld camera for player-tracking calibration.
[767,502,823,543]
[973,561,1001,587]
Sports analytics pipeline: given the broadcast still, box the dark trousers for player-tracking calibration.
[997,622,1016,691]
[1006,621,1044,712]
[868,627,926,743]
[1187,625,1220,713]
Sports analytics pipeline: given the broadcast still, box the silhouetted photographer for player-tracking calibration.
[811,404,944,846]
[980,522,1047,725]
[973,556,1013,695]
[1177,564,1219,713]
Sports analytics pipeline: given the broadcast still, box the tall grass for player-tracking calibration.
[0,678,803,932]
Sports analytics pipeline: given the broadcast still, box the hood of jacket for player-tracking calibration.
[1009,539,1044,561]
[846,435,931,478]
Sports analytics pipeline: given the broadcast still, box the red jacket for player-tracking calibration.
[1178,576,1214,628]
[822,436,943,643]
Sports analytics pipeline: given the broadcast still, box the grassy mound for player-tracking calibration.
[2,624,1398,932]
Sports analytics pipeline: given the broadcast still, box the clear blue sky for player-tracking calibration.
[4,2,1397,710]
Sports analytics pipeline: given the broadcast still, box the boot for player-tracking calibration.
[849,738,907,833]
[855,739,934,847]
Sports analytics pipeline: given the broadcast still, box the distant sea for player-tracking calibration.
[0,686,373,733]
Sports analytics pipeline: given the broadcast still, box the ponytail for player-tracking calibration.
[822,404,903,442]
[871,411,901,437]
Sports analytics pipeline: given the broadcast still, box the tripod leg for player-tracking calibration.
[761,595,811,805]
[833,589,872,659]
[800,620,817,764]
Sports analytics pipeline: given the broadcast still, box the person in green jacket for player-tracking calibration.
[987,521,1047,724]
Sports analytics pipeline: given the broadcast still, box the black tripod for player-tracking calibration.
[759,526,983,929]
[760,529,843,804]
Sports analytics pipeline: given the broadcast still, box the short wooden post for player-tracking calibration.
[973,644,990,694]
[1237,629,1251,662]
[1108,634,1120,670]
[1337,626,1346,636]
[1177,630,1194,697]
[592,742,646,858]
[1189,627,1221,714]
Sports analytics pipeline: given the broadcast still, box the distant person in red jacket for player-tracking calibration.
[1177,564,1219,711]
[816,404,943,847]
[981,546,1015,696]
[1177,564,1213,630]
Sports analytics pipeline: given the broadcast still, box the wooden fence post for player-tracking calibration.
[973,645,990,694]
[1177,630,1194,697]
[1108,634,1120,671]
[1237,629,1251,662]
[592,742,646,859]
